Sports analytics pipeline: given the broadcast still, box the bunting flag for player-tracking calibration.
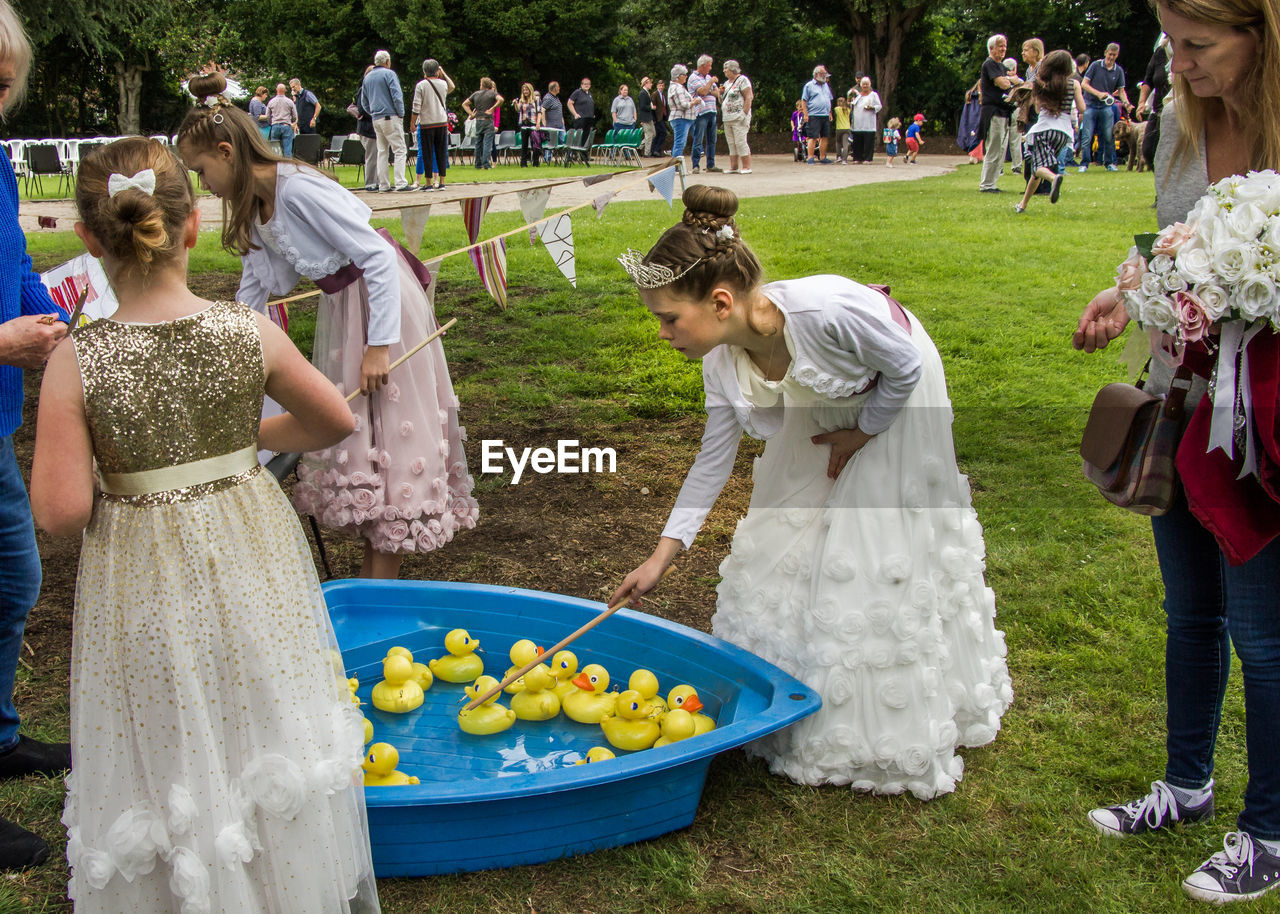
[469,238,508,308]
[582,173,612,187]
[647,166,677,208]
[517,187,552,245]
[592,190,616,219]
[537,213,577,287]
[460,196,493,245]
[400,204,432,254]
[40,252,118,324]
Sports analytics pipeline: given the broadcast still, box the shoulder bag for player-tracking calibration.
[1080,360,1193,516]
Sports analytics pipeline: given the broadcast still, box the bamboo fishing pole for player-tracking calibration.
[462,565,677,711]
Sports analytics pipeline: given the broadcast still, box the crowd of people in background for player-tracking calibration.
[966,31,1166,211]
[236,37,1166,191]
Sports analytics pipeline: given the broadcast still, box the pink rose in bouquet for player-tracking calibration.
[1175,290,1211,343]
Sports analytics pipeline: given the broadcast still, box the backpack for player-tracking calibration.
[882,127,893,144]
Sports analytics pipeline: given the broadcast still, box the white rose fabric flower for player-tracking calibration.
[167,785,198,837]
[215,822,256,869]
[106,806,170,882]
[168,846,212,914]
[241,754,307,820]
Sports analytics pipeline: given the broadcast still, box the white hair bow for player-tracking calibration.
[107,169,157,198]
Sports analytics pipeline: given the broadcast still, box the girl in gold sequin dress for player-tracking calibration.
[177,72,477,580]
[30,140,381,912]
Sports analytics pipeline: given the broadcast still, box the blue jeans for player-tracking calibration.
[475,119,494,168]
[269,123,294,158]
[670,118,693,159]
[1152,495,1280,840]
[1079,105,1115,167]
[0,437,41,753]
[691,110,717,167]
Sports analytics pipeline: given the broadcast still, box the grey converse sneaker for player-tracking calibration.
[1089,780,1215,837]
[1183,832,1280,904]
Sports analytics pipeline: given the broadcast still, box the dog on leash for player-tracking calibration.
[1118,118,1148,172]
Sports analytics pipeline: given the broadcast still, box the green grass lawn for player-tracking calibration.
[10,164,1275,913]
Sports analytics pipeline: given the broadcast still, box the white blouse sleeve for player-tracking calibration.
[661,358,743,548]
[235,253,270,312]
[280,180,403,346]
[825,302,921,436]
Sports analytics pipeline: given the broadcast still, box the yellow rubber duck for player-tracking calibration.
[510,664,561,721]
[503,639,544,694]
[360,712,374,745]
[458,675,517,735]
[573,746,617,765]
[347,676,362,706]
[652,708,697,748]
[551,650,580,701]
[362,742,420,786]
[371,655,425,713]
[668,685,716,735]
[601,690,661,751]
[428,628,485,683]
[562,664,617,724]
[628,669,667,717]
[386,646,434,692]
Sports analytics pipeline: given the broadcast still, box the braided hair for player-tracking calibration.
[176,72,298,256]
[642,186,762,303]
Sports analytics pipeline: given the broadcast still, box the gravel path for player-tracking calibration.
[17,153,969,232]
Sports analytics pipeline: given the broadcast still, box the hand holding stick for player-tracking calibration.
[346,317,457,403]
[461,565,676,711]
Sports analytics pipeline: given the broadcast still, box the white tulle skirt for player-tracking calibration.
[65,470,380,913]
[712,314,1013,799]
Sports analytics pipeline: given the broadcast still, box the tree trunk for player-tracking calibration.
[116,61,147,136]
[845,2,932,120]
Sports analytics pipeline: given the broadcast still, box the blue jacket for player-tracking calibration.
[0,155,64,437]
[360,67,405,119]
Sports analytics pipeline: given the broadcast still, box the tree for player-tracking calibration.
[803,0,944,116]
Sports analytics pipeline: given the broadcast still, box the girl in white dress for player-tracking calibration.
[177,72,477,580]
[613,186,1013,799]
[30,138,379,912]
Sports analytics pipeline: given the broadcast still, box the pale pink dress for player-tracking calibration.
[291,249,478,554]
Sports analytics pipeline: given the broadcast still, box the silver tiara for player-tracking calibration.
[618,249,703,289]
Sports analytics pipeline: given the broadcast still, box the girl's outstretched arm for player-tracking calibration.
[257,313,355,453]
[31,339,95,536]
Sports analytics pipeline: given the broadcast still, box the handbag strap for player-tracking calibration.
[1163,361,1195,420]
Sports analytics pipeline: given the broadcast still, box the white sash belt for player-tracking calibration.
[99,445,259,496]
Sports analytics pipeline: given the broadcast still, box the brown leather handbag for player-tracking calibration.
[1080,362,1193,516]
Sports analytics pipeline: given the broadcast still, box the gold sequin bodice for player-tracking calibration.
[73,302,264,495]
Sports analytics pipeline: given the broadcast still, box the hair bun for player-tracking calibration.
[681,185,738,223]
[187,72,228,100]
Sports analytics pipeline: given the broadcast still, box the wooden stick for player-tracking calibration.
[462,565,676,711]
[345,317,457,403]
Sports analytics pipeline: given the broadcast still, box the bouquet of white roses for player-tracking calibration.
[1116,168,1280,342]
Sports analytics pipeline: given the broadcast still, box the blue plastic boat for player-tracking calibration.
[324,579,821,876]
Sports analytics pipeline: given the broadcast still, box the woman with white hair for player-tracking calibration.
[720,59,753,174]
[668,64,696,165]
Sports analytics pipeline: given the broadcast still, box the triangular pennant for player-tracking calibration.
[582,173,612,187]
[517,188,551,245]
[647,166,677,208]
[460,196,492,244]
[592,190,616,219]
[536,213,577,287]
[400,204,431,253]
[468,238,508,308]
